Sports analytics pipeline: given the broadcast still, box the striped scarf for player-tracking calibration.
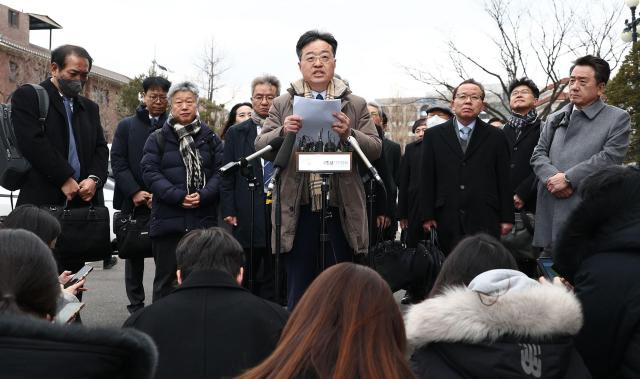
[169,114,206,193]
[507,108,538,140]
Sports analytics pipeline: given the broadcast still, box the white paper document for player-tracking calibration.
[292,96,342,152]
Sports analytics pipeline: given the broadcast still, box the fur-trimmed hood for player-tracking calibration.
[405,277,583,348]
[287,77,351,99]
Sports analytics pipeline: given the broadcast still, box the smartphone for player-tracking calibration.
[537,257,558,281]
[64,265,93,288]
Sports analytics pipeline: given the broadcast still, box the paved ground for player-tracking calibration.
[80,257,408,329]
[80,257,155,328]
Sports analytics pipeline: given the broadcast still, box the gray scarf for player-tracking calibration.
[169,114,206,193]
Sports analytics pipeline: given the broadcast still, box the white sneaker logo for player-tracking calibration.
[519,343,542,377]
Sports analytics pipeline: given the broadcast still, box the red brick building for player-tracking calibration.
[0,4,129,141]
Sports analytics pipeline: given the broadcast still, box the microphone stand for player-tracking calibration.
[319,173,332,272]
[274,174,283,303]
[239,158,259,292]
[366,178,376,268]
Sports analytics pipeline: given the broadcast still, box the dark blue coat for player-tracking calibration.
[141,122,223,237]
[111,105,166,212]
[220,119,268,248]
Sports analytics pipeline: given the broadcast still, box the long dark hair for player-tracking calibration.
[2,204,61,246]
[221,102,253,139]
[0,229,60,318]
[237,263,415,379]
[430,233,517,297]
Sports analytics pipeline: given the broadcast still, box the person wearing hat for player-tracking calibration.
[398,106,452,304]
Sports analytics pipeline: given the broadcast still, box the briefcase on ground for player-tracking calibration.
[501,212,538,261]
[113,207,152,259]
[42,201,111,262]
[412,229,446,294]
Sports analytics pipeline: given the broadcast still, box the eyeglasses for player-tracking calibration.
[510,90,532,97]
[454,94,483,102]
[148,95,168,103]
[252,95,275,103]
[370,111,380,117]
[173,99,196,107]
[302,54,334,64]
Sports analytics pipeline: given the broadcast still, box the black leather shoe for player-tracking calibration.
[103,256,118,270]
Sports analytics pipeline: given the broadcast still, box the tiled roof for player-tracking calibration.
[0,35,130,84]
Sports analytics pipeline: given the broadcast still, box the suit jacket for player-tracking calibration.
[123,269,288,379]
[398,139,423,246]
[503,118,541,213]
[420,118,513,253]
[111,105,166,212]
[531,99,630,248]
[11,79,108,206]
[220,119,268,248]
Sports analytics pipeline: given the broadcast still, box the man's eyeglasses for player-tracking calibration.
[510,90,532,97]
[148,95,168,103]
[454,94,483,102]
[302,54,334,64]
[253,95,275,103]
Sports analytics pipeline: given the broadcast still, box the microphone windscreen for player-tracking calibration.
[273,132,297,169]
[268,137,285,150]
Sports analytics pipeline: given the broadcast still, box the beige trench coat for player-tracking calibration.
[255,79,381,254]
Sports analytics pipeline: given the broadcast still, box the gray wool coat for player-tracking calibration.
[530,99,630,248]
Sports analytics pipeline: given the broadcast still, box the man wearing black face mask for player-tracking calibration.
[11,44,109,275]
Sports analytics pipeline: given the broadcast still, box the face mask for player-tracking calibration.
[58,77,84,98]
[427,115,447,128]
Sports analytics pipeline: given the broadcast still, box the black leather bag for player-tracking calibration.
[411,229,446,293]
[372,239,413,292]
[42,201,111,262]
[501,212,538,261]
[113,207,152,259]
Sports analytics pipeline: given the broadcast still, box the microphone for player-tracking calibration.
[267,132,297,191]
[218,137,284,176]
[347,135,384,187]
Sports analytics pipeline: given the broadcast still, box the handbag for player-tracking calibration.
[372,238,412,292]
[501,212,538,261]
[411,229,446,293]
[113,207,152,259]
[42,200,111,262]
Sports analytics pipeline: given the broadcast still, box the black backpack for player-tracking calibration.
[0,84,49,191]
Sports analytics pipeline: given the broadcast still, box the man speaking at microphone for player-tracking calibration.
[255,30,381,309]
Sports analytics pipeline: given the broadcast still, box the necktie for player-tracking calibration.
[263,160,274,193]
[63,97,81,180]
[316,93,324,100]
[151,117,159,128]
[460,126,471,141]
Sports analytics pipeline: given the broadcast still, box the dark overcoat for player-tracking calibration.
[123,269,288,379]
[11,79,108,206]
[220,119,268,248]
[503,118,541,213]
[420,118,513,253]
[398,139,423,247]
[111,105,166,212]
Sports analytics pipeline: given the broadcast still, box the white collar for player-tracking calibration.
[455,118,476,131]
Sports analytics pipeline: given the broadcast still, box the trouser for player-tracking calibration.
[284,205,354,310]
[151,233,182,302]
[125,257,145,312]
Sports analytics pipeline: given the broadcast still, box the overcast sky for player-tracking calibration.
[11,0,628,107]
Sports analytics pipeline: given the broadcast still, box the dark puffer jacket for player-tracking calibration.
[405,275,590,378]
[141,122,223,237]
[553,166,640,379]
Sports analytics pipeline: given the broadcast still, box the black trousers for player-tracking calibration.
[284,205,354,310]
[125,257,146,312]
[151,233,182,302]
